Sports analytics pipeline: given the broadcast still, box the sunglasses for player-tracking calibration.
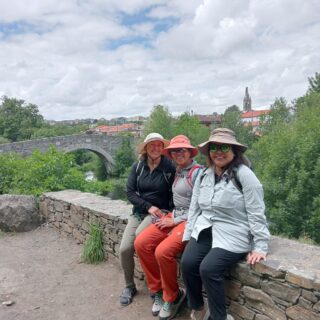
[209,144,231,153]
[170,148,189,155]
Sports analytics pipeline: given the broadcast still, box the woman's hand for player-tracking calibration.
[155,216,175,230]
[148,206,163,218]
[247,250,266,265]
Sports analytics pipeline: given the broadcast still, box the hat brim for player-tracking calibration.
[198,139,247,155]
[137,138,170,154]
[162,145,198,159]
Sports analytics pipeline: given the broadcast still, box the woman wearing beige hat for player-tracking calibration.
[134,135,202,320]
[181,128,270,320]
[119,133,176,306]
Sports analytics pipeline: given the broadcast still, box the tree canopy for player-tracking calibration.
[0,96,44,142]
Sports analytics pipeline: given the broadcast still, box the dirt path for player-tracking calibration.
[0,227,189,320]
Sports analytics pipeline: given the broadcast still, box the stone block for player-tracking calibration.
[73,228,85,244]
[286,269,316,290]
[298,297,313,309]
[54,201,65,213]
[56,212,63,222]
[70,213,82,227]
[39,201,48,218]
[271,296,292,308]
[228,301,254,320]
[53,221,60,229]
[286,305,320,320]
[243,286,286,320]
[261,280,300,303]
[81,221,90,233]
[230,263,261,288]
[225,279,242,300]
[61,222,72,234]
[255,315,272,320]
[313,301,320,312]
[252,260,285,279]
[0,194,41,232]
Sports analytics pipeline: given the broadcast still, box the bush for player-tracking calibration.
[109,178,127,200]
[82,223,105,264]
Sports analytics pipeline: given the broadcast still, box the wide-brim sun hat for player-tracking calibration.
[198,128,247,155]
[137,132,170,154]
[162,135,198,159]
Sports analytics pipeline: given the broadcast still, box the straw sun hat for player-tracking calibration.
[137,133,170,154]
[198,128,247,155]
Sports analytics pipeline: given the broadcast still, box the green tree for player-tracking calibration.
[114,136,135,177]
[143,105,173,139]
[173,112,210,146]
[220,105,256,148]
[31,123,88,139]
[0,96,44,141]
[250,91,320,243]
[258,97,292,135]
[308,72,320,93]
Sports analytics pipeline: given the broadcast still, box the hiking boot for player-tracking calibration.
[152,291,163,316]
[119,285,137,306]
[190,303,209,320]
[159,288,186,320]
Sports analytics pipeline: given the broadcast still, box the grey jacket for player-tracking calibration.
[183,164,270,255]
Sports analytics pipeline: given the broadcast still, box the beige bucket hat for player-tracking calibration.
[198,128,247,155]
[137,132,170,154]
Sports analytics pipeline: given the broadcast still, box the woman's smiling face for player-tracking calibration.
[209,143,234,169]
[146,140,164,160]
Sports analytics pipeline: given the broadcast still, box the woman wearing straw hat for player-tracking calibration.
[134,135,202,320]
[119,133,176,307]
[181,128,270,320]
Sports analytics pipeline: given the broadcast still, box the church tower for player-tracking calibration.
[243,87,252,111]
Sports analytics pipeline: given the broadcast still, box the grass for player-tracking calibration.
[82,223,105,264]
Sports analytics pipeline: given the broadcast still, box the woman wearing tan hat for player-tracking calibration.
[134,135,202,320]
[181,128,270,320]
[119,133,176,306]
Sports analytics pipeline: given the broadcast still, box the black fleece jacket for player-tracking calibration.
[126,156,176,215]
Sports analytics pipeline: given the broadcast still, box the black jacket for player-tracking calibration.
[126,156,176,216]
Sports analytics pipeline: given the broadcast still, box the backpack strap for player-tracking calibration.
[186,164,203,188]
[230,168,243,194]
[199,167,244,194]
[135,160,144,193]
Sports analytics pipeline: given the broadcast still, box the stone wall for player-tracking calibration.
[39,190,320,320]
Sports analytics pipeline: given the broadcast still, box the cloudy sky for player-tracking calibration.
[0,0,319,120]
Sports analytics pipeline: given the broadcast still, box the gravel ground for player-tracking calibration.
[0,227,189,320]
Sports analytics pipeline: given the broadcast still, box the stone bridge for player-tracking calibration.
[0,134,131,171]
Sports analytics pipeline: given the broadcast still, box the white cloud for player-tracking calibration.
[0,0,319,120]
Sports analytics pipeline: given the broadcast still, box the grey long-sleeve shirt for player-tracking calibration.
[172,160,202,225]
[183,164,270,255]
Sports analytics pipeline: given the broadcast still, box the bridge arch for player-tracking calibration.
[64,143,115,173]
[0,134,130,175]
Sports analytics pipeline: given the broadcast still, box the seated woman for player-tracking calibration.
[181,128,270,320]
[134,135,202,320]
[119,133,176,307]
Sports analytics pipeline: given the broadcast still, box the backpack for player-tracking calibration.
[172,164,203,189]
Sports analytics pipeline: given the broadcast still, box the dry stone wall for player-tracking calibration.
[39,190,320,320]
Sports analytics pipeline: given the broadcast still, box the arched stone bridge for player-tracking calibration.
[0,134,131,172]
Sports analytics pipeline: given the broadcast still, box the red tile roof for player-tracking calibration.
[241,110,270,119]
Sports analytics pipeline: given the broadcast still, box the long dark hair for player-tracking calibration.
[205,145,251,174]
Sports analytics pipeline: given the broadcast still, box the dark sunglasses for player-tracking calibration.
[170,148,189,155]
[209,144,231,153]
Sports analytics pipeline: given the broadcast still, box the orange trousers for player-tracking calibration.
[134,216,186,303]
